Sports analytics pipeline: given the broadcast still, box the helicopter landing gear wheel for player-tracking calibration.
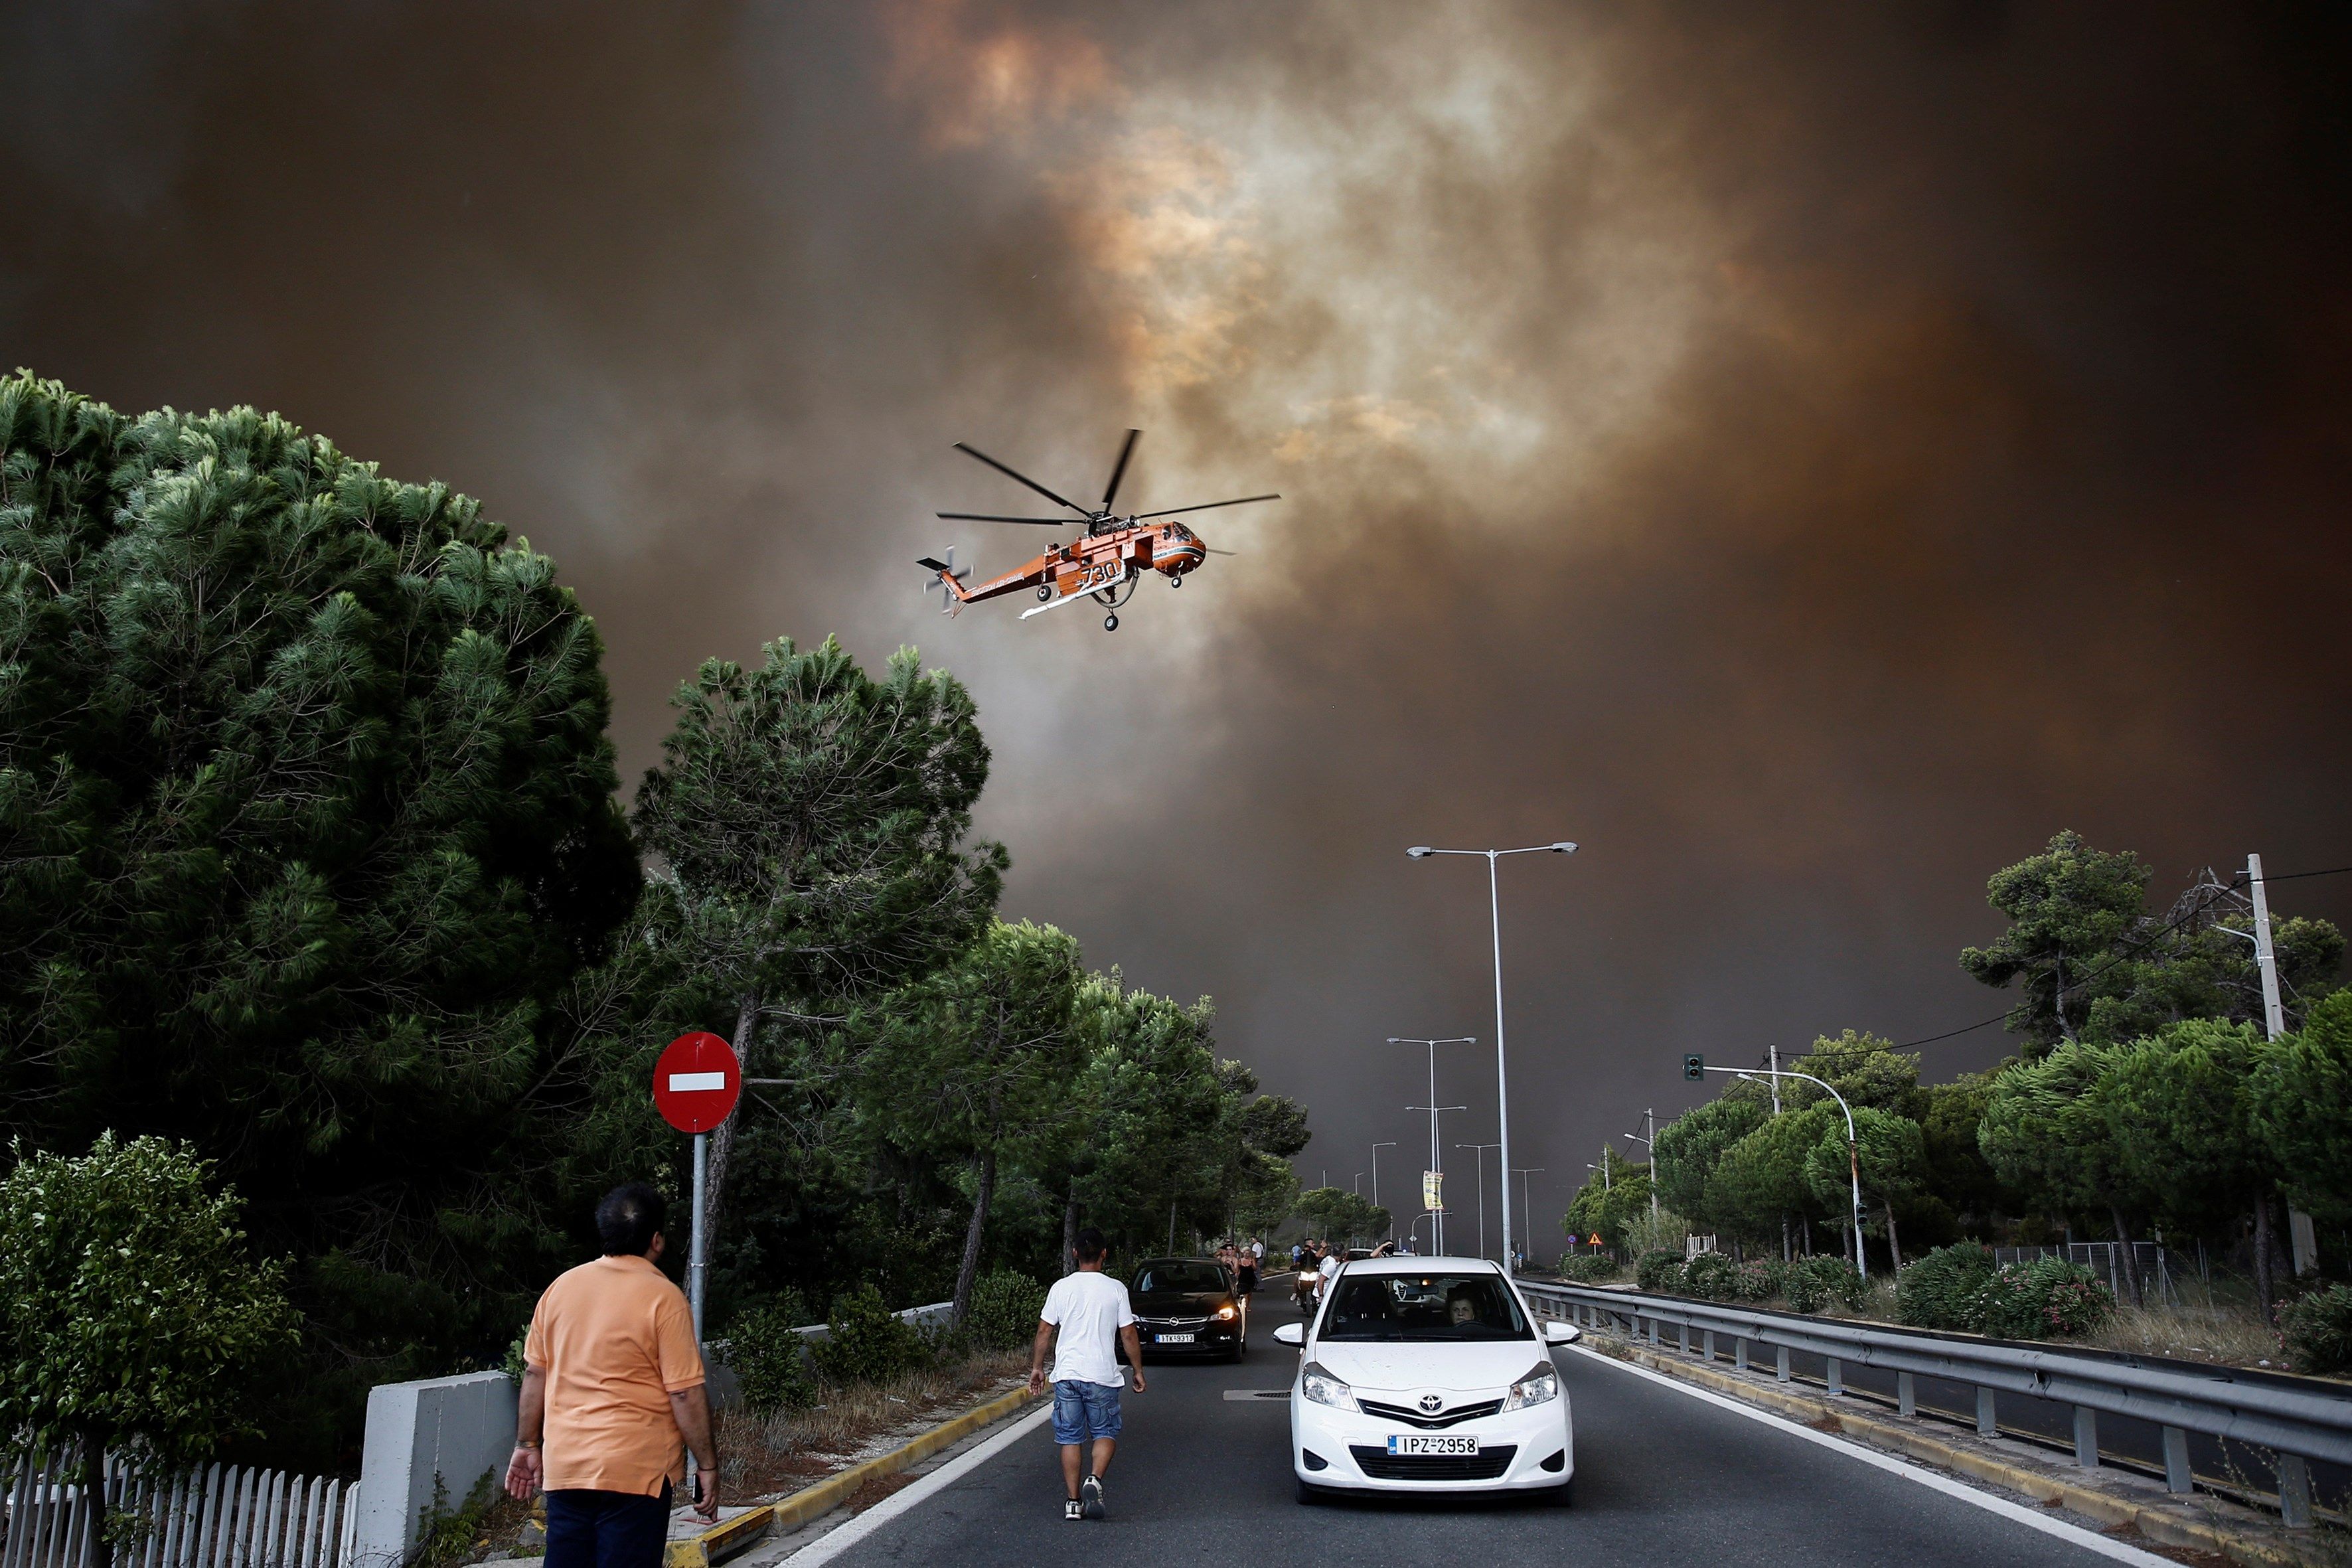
[1036,585,1052,601]
[1103,613,1119,631]
[1170,572,1183,588]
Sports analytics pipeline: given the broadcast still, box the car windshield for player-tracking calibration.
[1135,1262,1228,1294]
[1318,1273,1531,1342]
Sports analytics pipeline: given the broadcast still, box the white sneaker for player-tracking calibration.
[1080,1475,1105,1520]
[1063,1499,1083,1522]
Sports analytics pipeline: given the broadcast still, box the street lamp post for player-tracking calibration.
[1408,840,1578,1276]
[1707,1065,1867,1279]
[1383,1036,1476,1255]
[1512,1168,1544,1268]
[1407,1102,1468,1251]
[1372,1142,1397,1236]
[1456,1142,1502,1260]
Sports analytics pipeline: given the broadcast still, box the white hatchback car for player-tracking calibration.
[1273,1256,1577,1505]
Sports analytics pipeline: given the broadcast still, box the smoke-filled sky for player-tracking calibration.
[6,1,2349,1249]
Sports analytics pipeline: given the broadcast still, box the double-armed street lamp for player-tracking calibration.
[1383,1034,1476,1253]
[1408,840,1579,1276]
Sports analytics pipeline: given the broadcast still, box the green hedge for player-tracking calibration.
[811,1285,930,1387]
[1556,1255,1621,1283]
[1897,1244,1999,1331]
[1783,1256,1866,1314]
[2282,1285,2352,1377]
[964,1271,1046,1353]
[1635,1249,1687,1293]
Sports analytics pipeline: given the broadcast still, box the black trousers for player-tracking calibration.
[544,1484,672,1568]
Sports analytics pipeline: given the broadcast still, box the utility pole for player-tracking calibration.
[1767,1044,1788,1262]
[2250,853,2317,1277]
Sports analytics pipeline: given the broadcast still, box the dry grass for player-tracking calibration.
[718,1348,1031,1502]
[2080,1303,2285,1369]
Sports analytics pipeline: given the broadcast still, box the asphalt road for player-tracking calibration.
[801,1282,2154,1567]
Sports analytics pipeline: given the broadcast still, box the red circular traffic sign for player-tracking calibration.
[653,1032,742,1133]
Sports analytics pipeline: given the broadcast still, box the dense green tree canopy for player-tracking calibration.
[2252,990,2352,1221]
[0,374,638,1434]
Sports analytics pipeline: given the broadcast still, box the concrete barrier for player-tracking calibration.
[351,1372,518,1568]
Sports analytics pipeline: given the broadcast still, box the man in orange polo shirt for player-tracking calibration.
[506,1184,719,1568]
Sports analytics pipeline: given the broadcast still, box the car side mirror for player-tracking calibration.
[1543,1319,1581,1345]
[1273,1322,1305,1346]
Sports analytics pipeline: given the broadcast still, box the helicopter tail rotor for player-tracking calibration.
[919,548,972,611]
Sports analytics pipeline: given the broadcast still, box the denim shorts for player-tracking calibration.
[1051,1379,1123,1443]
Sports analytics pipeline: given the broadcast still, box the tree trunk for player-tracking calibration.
[1801,1215,1812,1257]
[1062,1178,1081,1277]
[951,1146,997,1328]
[1782,1213,1792,1263]
[2110,1206,2144,1307]
[2254,1193,2278,1324]
[699,988,763,1266]
[77,1439,110,1568]
[1885,1202,1903,1274]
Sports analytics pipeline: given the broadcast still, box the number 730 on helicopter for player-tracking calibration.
[918,430,1279,631]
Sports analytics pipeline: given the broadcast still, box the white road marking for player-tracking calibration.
[1565,1345,2174,1566]
[1221,1389,1292,1401]
[781,1401,1054,1565]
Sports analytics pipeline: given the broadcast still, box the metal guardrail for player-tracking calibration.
[1518,1278,2352,1529]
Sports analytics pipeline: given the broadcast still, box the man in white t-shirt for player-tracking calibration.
[1028,1227,1145,1522]
[1317,1245,1346,1300]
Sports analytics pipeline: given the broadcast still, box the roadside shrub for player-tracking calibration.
[1682,1251,1739,1301]
[964,1271,1047,1353]
[1557,1255,1621,1284]
[1636,1249,1687,1293]
[1731,1260,1782,1303]
[1898,1244,1999,1332]
[729,1302,819,1415]
[811,1285,928,1387]
[1978,1257,2112,1340]
[2281,1286,2352,1377]
[1783,1257,1867,1314]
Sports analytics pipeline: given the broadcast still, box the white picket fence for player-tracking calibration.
[1,1453,359,1568]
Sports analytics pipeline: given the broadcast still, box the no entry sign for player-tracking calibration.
[653,1031,742,1133]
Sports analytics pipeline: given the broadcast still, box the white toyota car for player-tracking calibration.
[1273,1255,1577,1505]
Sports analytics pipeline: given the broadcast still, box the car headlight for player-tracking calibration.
[1216,1304,1237,1320]
[1502,1362,1559,1411]
[1300,1361,1357,1411]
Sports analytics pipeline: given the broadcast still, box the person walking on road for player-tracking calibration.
[507,1184,719,1568]
[1028,1227,1145,1522]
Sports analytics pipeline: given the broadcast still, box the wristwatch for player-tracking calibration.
[516,1439,542,1450]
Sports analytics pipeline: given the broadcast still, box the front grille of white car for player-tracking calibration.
[1355,1396,1506,1430]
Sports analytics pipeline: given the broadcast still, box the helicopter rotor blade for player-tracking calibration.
[1202,546,1239,556]
[935,512,1067,524]
[951,442,1089,516]
[1101,428,1141,512]
[1132,493,1281,520]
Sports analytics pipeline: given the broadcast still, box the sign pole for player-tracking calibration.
[690,1130,709,1344]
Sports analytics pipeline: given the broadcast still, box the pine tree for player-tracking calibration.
[0,373,637,1448]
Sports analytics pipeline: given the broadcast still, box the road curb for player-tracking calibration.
[1587,1337,2332,1568]
[665,1384,1040,1568]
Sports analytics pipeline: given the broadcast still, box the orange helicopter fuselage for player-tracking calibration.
[936,519,1206,611]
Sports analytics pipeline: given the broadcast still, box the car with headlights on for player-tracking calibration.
[1129,1256,1247,1360]
[1271,1256,1577,1504]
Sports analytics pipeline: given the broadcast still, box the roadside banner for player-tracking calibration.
[1422,1170,1443,1211]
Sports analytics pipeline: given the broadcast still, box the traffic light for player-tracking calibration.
[1683,1054,1705,1081]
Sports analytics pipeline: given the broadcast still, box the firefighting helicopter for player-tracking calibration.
[919,430,1278,631]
